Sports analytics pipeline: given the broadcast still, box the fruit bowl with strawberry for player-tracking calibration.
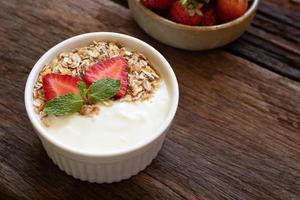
[128,0,260,50]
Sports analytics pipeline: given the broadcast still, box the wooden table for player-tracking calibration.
[1,0,300,199]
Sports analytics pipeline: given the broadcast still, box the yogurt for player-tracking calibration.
[46,81,170,153]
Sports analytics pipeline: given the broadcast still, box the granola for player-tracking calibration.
[33,41,160,117]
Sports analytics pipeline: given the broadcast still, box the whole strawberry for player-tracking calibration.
[216,0,248,23]
[142,0,177,10]
[200,5,217,26]
[169,0,204,26]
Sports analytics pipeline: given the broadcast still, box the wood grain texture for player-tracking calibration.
[0,0,300,199]
[225,0,300,82]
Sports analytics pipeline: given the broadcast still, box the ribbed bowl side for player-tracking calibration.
[41,137,165,183]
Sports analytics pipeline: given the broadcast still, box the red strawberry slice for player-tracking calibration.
[84,57,128,98]
[43,74,81,101]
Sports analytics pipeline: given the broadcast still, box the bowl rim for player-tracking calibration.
[130,0,260,31]
[24,32,179,158]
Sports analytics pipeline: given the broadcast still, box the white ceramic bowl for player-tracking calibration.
[24,32,179,183]
[128,0,260,50]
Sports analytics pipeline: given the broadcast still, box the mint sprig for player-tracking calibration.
[87,79,120,103]
[43,94,84,116]
[78,81,87,97]
[43,79,120,116]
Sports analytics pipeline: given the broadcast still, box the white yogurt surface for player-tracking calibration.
[46,82,170,153]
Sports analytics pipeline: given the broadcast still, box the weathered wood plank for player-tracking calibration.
[1,0,300,199]
[225,0,300,81]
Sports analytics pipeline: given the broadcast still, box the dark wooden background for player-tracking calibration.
[1,0,300,199]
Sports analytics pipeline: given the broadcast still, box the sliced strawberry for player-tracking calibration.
[43,74,81,101]
[142,0,176,10]
[84,57,128,98]
[169,1,203,26]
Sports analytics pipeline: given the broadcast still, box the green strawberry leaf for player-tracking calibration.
[43,94,84,116]
[87,79,120,103]
[180,0,210,5]
[180,0,188,5]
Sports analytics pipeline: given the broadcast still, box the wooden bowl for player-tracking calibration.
[128,0,260,50]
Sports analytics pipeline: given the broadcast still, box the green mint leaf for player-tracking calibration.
[87,79,120,103]
[78,81,87,97]
[43,94,84,116]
